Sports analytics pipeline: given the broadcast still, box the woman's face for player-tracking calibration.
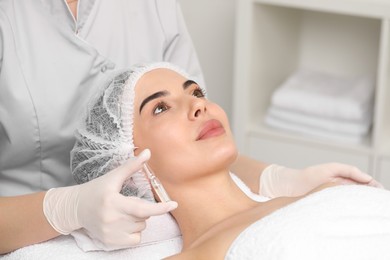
[133,68,237,185]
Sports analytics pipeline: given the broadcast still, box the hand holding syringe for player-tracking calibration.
[142,163,172,203]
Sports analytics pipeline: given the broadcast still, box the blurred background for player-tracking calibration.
[179,0,236,119]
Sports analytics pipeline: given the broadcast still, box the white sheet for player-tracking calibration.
[226,185,390,260]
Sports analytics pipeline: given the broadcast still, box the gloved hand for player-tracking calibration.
[43,149,177,250]
[259,163,384,198]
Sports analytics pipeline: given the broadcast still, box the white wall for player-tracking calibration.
[178,0,236,119]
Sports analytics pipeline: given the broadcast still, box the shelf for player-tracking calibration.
[248,120,373,155]
[233,0,390,184]
[246,128,372,171]
[255,0,390,19]
[379,138,390,157]
[377,156,390,189]
[373,19,390,156]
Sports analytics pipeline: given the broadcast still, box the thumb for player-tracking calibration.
[106,149,151,186]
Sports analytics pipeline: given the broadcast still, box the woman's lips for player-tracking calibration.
[197,119,225,141]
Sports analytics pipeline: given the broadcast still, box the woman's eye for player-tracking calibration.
[153,102,170,115]
[192,88,205,98]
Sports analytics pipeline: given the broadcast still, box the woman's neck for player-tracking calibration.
[166,170,258,249]
[66,0,78,20]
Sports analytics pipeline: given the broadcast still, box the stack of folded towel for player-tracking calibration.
[265,69,375,143]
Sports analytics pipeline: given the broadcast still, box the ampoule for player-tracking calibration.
[142,163,171,203]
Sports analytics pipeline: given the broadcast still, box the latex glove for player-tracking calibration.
[259,163,384,198]
[43,149,178,250]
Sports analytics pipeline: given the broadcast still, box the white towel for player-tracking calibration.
[265,112,367,143]
[267,106,372,135]
[226,185,390,260]
[271,69,375,121]
[1,236,183,260]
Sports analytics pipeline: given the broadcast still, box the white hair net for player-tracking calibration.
[70,62,202,201]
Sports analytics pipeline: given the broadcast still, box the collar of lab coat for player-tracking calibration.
[40,0,95,33]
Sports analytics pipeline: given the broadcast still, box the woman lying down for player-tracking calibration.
[71,62,390,259]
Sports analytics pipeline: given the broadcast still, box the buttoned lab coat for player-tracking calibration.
[0,0,204,196]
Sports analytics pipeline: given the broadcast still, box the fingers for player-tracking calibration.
[125,232,142,247]
[327,163,372,183]
[124,219,147,233]
[326,163,384,188]
[119,148,151,176]
[367,178,385,189]
[332,178,356,185]
[114,232,143,249]
[104,149,151,185]
[111,199,177,248]
[99,232,143,250]
[136,148,151,163]
[122,197,178,218]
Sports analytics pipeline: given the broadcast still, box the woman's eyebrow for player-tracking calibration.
[183,80,198,89]
[139,80,198,114]
[139,90,169,114]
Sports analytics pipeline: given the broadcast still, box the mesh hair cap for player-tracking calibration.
[70,62,201,201]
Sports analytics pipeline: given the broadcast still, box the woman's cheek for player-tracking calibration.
[149,126,189,169]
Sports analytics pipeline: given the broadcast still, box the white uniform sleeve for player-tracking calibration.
[156,0,206,89]
[0,10,4,73]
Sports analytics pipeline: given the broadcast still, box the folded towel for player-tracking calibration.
[271,69,375,121]
[267,106,372,135]
[265,112,367,143]
[71,212,181,252]
[2,236,183,260]
[226,185,390,260]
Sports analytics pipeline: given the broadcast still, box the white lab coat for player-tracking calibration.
[0,0,204,196]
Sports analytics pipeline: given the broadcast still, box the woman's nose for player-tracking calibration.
[189,98,207,120]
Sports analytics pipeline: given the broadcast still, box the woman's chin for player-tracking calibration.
[213,144,238,167]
